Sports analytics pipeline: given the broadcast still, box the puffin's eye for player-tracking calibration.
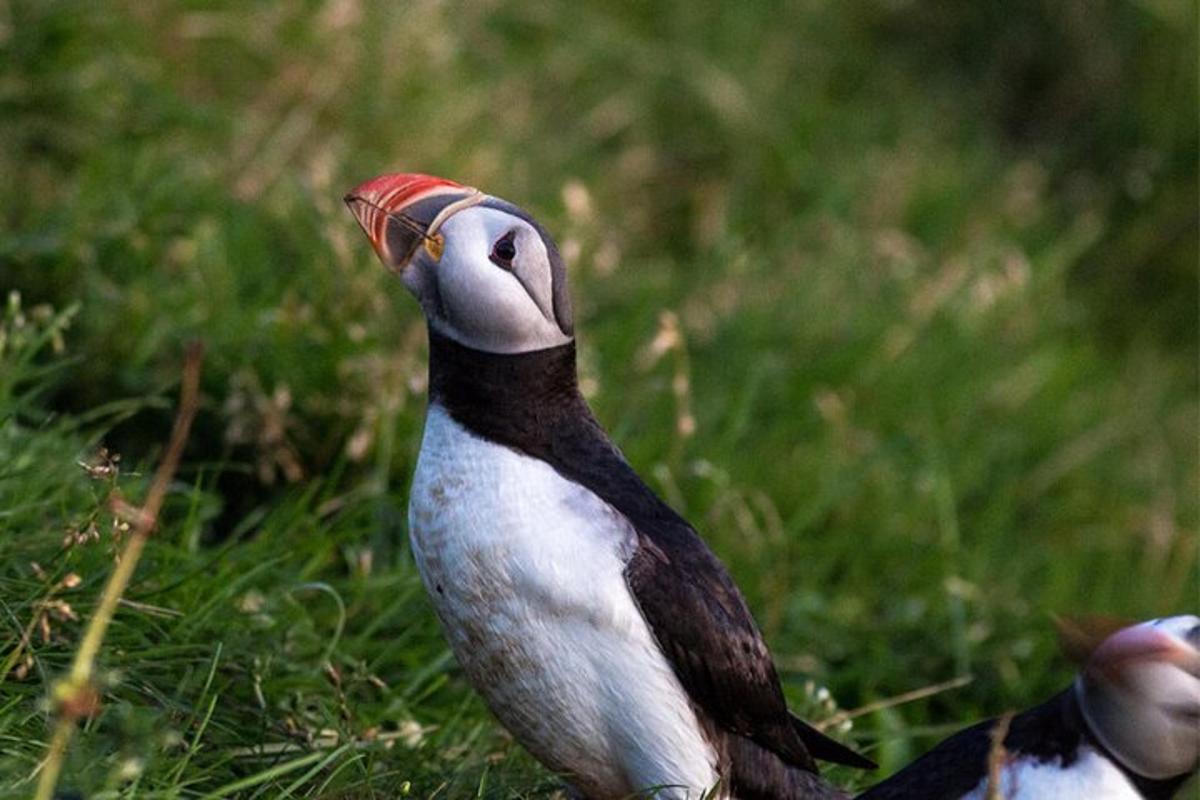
[490,231,517,269]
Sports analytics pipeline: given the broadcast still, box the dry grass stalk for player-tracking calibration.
[1,572,83,682]
[814,674,973,732]
[34,343,204,800]
[984,710,1015,800]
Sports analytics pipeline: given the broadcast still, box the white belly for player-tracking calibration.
[408,404,719,799]
[960,747,1142,799]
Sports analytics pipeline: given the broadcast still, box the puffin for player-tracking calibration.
[344,173,874,799]
[859,615,1200,800]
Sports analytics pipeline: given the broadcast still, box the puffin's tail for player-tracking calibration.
[790,713,877,770]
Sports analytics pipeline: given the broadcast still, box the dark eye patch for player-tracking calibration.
[490,231,517,269]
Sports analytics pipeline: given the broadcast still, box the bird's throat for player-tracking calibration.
[426,327,584,455]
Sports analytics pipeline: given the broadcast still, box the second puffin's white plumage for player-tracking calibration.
[959,747,1146,799]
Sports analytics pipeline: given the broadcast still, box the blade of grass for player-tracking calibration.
[168,643,224,786]
[197,748,346,800]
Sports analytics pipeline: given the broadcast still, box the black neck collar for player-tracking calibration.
[424,326,686,532]
[426,327,589,454]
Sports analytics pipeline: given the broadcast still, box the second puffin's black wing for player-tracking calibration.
[855,715,995,800]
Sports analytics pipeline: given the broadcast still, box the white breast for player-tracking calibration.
[408,404,719,799]
[960,747,1142,800]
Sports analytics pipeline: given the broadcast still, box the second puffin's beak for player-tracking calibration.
[1089,624,1200,684]
[344,172,483,274]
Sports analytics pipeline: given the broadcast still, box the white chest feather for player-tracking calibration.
[961,747,1142,800]
[408,405,718,798]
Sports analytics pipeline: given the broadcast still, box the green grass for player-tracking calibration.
[1,0,1196,796]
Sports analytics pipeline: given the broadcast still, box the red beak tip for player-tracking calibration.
[346,172,467,213]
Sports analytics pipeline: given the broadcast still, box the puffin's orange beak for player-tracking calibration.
[343,173,479,272]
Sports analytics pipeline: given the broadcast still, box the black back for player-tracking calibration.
[425,330,872,798]
[857,689,1191,800]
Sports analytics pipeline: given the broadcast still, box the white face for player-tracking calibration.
[1077,615,1200,780]
[402,205,573,354]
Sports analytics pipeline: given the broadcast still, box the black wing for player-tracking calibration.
[541,407,873,775]
[624,510,875,773]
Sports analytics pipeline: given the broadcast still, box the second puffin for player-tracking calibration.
[345,173,874,799]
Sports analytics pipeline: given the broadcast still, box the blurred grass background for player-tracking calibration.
[1,0,1196,796]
